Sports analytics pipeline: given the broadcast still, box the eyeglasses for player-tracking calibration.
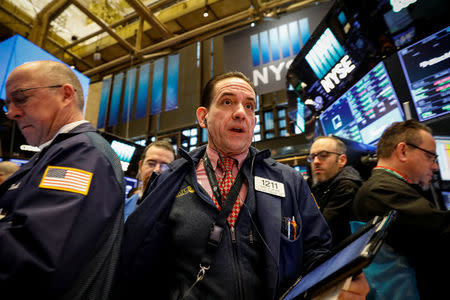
[144,160,169,173]
[405,142,438,162]
[307,150,343,163]
[4,85,64,114]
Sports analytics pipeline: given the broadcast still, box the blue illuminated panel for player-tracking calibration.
[122,67,136,122]
[249,18,309,67]
[136,63,150,119]
[166,54,179,111]
[250,34,261,66]
[299,18,310,46]
[269,28,280,61]
[319,62,404,145]
[150,58,164,116]
[97,76,111,129]
[108,72,124,127]
[259,31,270,65]
[289,21,301,55]
[279,24,291,58]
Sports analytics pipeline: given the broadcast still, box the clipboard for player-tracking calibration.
[280,210,397,300]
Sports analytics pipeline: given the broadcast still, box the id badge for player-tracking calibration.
[254,176,285,197]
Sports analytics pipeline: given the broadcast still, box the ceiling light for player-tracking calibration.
[203,11,209,17]
[251,22,255,27]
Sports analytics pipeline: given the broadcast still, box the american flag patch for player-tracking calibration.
[39,166,93,195]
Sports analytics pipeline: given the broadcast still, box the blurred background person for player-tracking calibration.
[124,139,175,221]
[308,136,363,245]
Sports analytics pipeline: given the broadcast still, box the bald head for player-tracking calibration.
[7,61,84,110]
[5,60,85,146]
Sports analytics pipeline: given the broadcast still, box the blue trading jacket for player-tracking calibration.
[121,145,331,299]
[0,122,125,300]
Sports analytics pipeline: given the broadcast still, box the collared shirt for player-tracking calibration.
[38,120,90,150]
[196,145,249,205]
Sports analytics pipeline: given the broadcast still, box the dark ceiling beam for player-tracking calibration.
[70,0,137,55]
[125,0,173,39]
[84,8,256,77]
[249,0,264,20]
[0,3,92,69]
[29,0,71,47]
[63,0,174,50]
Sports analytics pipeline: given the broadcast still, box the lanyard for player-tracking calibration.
[373,166,410,183]
[202,152,244,207]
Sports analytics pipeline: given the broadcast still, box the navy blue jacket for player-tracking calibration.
[0,123,125,300]
[122,146,331,299]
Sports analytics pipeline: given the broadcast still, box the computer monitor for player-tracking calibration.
[9,158,29,166]
[293,165,309,180]
[319,61,405,145]
[435,136,450,182]
[110,140,137,172]
[124,176,138,197]
[397,26,450,122]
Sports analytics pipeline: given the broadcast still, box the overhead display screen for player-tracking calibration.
[319,61,404,145]
[397,26,450,121]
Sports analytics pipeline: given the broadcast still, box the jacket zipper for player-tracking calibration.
[230,226,244,300]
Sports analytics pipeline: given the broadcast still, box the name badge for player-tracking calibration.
[254,176,285,197]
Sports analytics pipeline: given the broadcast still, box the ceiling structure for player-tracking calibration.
[0,0,329,82]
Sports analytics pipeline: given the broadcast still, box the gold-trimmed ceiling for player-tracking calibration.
[0,0,328,82]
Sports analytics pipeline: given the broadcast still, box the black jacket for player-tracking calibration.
[311,165,362,246]
[353,168,450,299]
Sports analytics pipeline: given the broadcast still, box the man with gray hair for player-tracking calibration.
[0,60,124,299]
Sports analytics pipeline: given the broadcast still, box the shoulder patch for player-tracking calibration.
[39,165,93,195]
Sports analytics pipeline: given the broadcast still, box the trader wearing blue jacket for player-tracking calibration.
[0,61,124,300]
[121,72,369,299]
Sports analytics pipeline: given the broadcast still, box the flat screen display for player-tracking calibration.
[293,165,309,180]
[435,136,450,181]
[111,140,136,172]
[124,176,138,197]
[397,26,450,122]
[319,61,404,145]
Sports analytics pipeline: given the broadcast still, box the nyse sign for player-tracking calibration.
[252,59,294,87]
[320,55,356,93]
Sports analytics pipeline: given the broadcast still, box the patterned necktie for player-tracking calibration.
[212,157,242,227]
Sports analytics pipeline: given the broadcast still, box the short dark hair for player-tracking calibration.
[200,71,256,108]
[376,120,432,159]
[140,139,175,161]
[313,136,347,154]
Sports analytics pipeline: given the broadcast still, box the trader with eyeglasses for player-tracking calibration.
[308,136,363,245]
[124,139,175,221]
[353,119,450,299]
[0,60,125,300]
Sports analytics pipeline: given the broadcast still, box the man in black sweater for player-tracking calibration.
[353,120,450,299]
[309,136,363,245]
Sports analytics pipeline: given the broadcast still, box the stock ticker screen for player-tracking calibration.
[397,26,450,122]
[319,61,404,145]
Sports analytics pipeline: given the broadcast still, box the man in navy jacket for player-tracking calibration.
[0,61,124,299]
[121,72,369,299]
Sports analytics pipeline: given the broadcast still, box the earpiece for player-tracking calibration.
[203,118,207,127]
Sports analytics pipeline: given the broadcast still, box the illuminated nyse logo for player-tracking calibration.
[250,18,310,86]
[305,28,356,93]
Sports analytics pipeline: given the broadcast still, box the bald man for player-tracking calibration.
[0,60,124,299]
